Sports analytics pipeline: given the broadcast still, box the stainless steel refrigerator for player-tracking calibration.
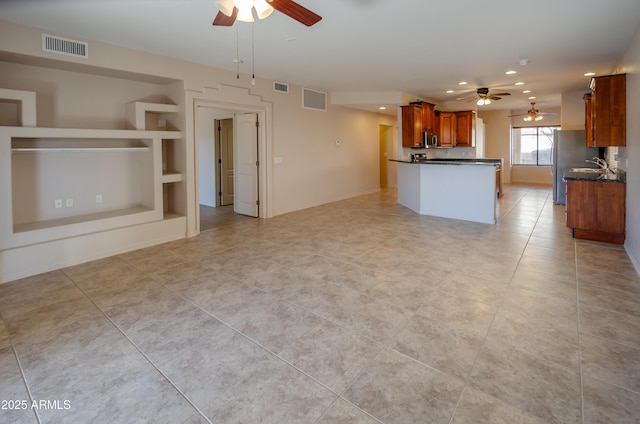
[552,130,599,204]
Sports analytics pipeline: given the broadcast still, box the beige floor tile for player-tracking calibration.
[488,308,580,369]
[279,319,382,394]
[469,341,582,423]
[202,355,336,423]
[2,185,639,423]
[579,283,640,317]
[580,334,640,392]
[418,292,498,337]
[317,399,379,424]
[582,375,640,424]
[344,348,464,424]
[579,304,640,347]
[392,314,484,379]
[0,346,38,424]
[451,387,547,424]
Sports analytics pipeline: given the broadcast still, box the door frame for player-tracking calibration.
[187,85,272,236]
[215,117,235,207]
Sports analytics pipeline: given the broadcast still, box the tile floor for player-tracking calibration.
[1,185,640,423]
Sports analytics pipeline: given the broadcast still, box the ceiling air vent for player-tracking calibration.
[273,81,289,94]
[302,88,327,112]
[42,34,88,59]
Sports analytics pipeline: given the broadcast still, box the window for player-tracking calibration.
[512,126,559,166]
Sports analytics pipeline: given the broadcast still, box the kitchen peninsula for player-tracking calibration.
[392,158,502,224]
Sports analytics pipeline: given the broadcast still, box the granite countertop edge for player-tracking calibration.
[390,159,501,166]
[563,170,626,183]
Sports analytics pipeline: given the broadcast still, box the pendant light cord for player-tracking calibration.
[236,24,240,79]
[251,21,256,85]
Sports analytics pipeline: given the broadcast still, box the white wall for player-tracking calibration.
[477,109,512,183]
[197,107,218,207]
[617,23,640,273]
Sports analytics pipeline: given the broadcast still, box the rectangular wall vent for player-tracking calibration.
[302,88,327,111]
[273,81,289,93]
[42,34,88,59]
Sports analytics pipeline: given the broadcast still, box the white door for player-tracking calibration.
[234,113,259,217]
[218,118,234,206]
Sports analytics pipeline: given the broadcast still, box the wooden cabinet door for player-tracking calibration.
[421,102,436,134]
[401,105,423,148]
[566,180,625,243]
[455,111,475,147]
[438,112,456,147]
[583,93,593,146]
[591,74,626,147]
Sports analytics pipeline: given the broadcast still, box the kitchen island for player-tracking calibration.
[392,158,501,224]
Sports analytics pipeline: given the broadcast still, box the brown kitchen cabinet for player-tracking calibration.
[438,111,456,147]
[589,74,626,147]
[583,93,593,146]
[401,104,423,148]
[454,110,476,147]
[566,180,626,244]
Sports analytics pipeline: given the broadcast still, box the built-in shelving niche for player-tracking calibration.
[0,126,182,250]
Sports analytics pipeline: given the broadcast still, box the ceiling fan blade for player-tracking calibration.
[490,92,511,97]
[269,0,322,26]
[507,113,527,117]
[539,112,557,116]
[489,96,502,100]
[212,7,238,26]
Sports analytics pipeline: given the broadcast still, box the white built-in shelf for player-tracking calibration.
[13,206,154,233]
[12,147,150,152]
[2,126,182,139]
[161,172,183,183]
[126,101,180,130]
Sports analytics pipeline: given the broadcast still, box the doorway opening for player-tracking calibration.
[196,107,260,231]
[379,124,397,188]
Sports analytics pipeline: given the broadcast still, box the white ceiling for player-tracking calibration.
[1,0,640,114]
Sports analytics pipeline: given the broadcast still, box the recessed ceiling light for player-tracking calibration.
[515,82,525,86]
[519,59,530,66]
[286,37,296,42]
[584,72,596,77]
[522,90,532,94]
[506,70,517,75]
[446,90,454,94]
[379,106,386,110]
[458,81,468,85]
[528,96,536,100]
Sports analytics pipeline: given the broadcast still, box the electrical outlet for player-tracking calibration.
[65,198,73,207]
[54,199,62,209]
[96,194,103,203]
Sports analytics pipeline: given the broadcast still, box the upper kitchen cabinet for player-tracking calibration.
[588,74,626,147]
[438,111,456,147]
[454,110,476,147]
[401,102,436,148]
[583,93,593,145]
[401,104,423,148]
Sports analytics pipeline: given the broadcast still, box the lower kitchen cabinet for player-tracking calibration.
[566,180,625,244]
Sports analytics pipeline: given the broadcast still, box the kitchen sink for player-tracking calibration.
[570,167,606,173]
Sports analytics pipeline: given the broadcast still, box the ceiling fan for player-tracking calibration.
[456,87,511,106]
[508,102,557,121]
[213,0,322,27]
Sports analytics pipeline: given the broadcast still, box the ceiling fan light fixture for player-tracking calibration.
[477,98,491,106]
[233,0,254,21]
[215,0,235,16]
[253,0,274,19]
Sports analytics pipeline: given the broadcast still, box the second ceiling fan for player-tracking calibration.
[457,87,511,106]
[509,102,557,121]
[213,0,322,27]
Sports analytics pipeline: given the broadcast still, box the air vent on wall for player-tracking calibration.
[302,88,327,111]
[273,81,289,94]
[42,34,88,59]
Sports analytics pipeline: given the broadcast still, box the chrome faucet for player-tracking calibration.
[585,157,615,174]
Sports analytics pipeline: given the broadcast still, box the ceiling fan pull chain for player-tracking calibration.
[236,24,240,79]
[251,21,256,85]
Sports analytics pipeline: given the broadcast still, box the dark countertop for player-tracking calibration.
[563,169,626,183]
[391,158,501,166]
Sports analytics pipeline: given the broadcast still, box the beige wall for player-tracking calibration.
[0,20,396,222]
[477,109,512,183]
[617,23,640,272]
